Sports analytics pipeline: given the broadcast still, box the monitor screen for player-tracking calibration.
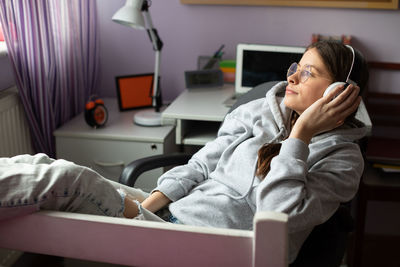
[235,44,305,94]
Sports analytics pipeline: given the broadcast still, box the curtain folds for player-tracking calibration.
[0,0,99,157]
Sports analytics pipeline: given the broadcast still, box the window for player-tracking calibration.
[0,23,4,42]
[0,23,7,57]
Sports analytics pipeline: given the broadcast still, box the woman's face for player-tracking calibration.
[284,48,333,114]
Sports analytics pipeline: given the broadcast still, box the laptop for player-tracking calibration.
[224,43,305,107]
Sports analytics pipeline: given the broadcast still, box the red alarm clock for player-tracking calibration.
[85,96,108,128]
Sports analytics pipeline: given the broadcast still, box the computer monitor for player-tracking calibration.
[235,43,306,95]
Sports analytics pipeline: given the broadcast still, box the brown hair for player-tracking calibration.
[306,41,369,95]
[256,112,298,178]
[255,41,369,179]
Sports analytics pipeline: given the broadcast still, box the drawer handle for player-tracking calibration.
[93,160,125,167]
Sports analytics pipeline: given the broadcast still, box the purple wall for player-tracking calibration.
[97,0,400,102]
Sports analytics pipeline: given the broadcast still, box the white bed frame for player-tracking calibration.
[0,211,288,267]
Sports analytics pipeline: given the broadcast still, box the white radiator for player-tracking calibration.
[0,86,34,157]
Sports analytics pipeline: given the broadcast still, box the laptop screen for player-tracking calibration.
[235,44,305,94]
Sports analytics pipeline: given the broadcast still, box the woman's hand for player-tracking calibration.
[123,190,171,218]
[289,84,361,144]
[141,191,171,213]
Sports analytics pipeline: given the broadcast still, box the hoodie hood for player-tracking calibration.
[263,81,292,140]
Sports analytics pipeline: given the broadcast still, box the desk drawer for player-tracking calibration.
[55,137,164,192]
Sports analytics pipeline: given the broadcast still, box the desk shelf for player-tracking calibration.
[180,120,221,145]
[162,85,234,146]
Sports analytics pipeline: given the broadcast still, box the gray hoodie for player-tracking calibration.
[155,81,367,263]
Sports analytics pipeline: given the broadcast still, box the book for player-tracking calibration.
[311,34,352,45]
[372,163,400,173]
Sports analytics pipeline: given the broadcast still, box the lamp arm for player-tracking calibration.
[153,50,161,111]
[142,10,163,51]
[141,1,162,111]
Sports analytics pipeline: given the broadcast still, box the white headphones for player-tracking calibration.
[323,45,357,98]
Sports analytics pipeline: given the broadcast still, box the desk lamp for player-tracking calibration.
[112,0,163,126]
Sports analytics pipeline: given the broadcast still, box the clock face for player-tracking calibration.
[93,105,108,126]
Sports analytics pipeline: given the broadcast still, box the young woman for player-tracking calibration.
[0,40,369,263]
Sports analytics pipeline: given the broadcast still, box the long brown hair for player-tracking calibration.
[256,112,298,178]
[306,41,369,95]
[255,41,369,179]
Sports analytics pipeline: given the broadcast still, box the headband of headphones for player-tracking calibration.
[345,45,357,86]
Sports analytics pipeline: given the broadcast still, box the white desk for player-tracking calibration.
[54,98,177,192]
[162,84,234,146]
[162,83,372,147]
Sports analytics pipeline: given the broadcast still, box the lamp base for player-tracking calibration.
[133,110,162,126]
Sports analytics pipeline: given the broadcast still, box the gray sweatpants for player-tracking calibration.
[0,153,164,222]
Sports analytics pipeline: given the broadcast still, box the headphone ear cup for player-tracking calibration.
[323,82,346,98]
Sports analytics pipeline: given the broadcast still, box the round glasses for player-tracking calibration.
[287,62,313,83]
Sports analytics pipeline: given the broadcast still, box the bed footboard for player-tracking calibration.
[0,211,287,267]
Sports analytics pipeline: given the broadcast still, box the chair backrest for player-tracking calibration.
[290,204,354,267]
[229,81,280,113]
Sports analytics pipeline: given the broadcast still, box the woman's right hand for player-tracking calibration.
[141,191,171,213]
[289,84,361,144]
[123,190,171,218]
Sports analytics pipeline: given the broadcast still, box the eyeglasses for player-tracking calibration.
[287,62,313,83]
[287,62,332,84]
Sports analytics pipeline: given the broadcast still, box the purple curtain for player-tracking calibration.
[0,0,99,157]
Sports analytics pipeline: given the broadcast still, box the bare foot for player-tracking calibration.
[118,188,140,218]
[123,195,140,218]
